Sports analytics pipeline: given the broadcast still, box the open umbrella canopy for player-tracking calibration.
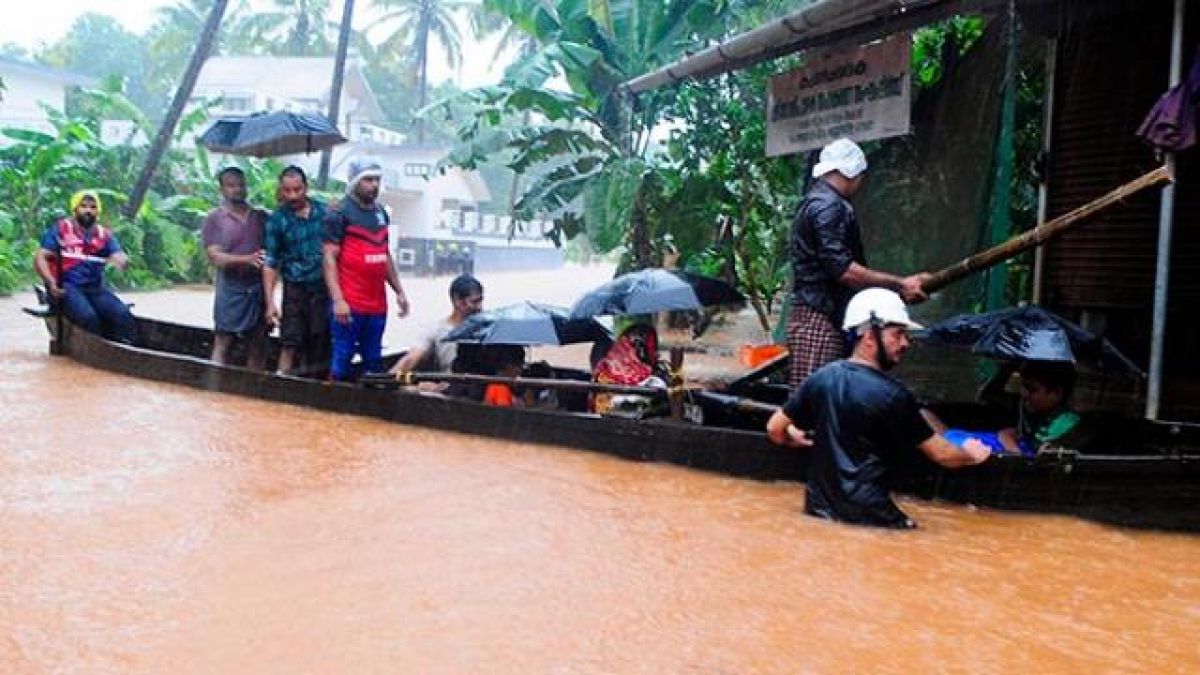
[442,302,612,346]
[198,111,347,157]
[569,269,745,319]
[924,305,1143,374]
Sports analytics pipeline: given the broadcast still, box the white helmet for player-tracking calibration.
[842,287,924,333]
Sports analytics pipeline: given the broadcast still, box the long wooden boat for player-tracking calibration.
[26,308,1200,532]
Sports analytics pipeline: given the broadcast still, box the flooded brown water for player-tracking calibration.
[2,272,1198,674]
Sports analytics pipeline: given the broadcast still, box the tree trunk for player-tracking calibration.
[627,191,654,271]
[318,0,356,189]
[416,13,430,145]
[124,0,229,219]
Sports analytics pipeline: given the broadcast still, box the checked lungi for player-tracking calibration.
[787,304,848,390]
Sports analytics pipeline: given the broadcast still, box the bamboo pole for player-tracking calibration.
[668,346,686,420]
[370,371,692,399]
[922,165,1173,294]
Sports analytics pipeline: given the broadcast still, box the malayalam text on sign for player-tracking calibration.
[766,35,912,157]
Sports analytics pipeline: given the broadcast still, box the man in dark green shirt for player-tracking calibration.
[264,165,330,375]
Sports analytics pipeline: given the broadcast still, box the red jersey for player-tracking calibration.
[324,197,390,314]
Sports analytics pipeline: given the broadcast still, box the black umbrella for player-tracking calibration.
[569,269,745,319]
[198,111,347,157]
[442,302,612,346]
[924,305,1143,374]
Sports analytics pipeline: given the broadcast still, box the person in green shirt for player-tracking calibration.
[263,165,330,375]
[925,360,1085,456]
[1006,360,1083,451]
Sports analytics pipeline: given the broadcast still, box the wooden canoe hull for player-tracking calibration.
[36,312,1200,532]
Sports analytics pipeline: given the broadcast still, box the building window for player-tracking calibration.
[404,163,431,177]
[222,95,252,112]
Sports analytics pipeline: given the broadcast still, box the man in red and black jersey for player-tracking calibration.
[322,158,410,380]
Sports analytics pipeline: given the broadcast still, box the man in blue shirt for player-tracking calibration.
[33,190,137,344]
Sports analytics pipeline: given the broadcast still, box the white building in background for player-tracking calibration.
[185,56,563,274]
[0,56,94,139]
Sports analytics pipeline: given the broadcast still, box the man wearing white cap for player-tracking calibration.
[322,157,411,380]
[766,288,990,529]
[787,137,931,390]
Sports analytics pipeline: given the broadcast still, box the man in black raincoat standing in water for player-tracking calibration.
[787,138,931,390]
[768,288,990,529]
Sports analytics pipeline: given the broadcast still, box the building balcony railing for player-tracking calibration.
[438,210,555,242]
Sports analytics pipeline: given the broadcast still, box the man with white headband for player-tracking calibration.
[323,157,410,381]
[787,138,931,390]
[766,288,989,529]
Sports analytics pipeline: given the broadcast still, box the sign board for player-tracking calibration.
[765,35,911,157]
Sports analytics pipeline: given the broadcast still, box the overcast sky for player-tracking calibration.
[0,1,505,87]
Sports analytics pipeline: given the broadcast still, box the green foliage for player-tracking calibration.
[440,0,734,270]
[912,16,985,88]
[237,0,338,56]
[647,58,805,331]
[38,13,162,119]
[0,90,287,295]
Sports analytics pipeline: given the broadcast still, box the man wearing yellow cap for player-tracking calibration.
[33,190,137,344]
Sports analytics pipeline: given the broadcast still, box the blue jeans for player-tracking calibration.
[329,312,386,381]
[60,285,138,344]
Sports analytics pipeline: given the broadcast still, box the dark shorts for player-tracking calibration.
[281,281,331,352]
[214,275,265,335]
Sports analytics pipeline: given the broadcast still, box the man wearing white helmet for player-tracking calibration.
[767,288,990,529]
[787,138,931,390]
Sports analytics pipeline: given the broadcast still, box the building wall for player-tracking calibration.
[1045,0,1200,419]
[0,67,67,136]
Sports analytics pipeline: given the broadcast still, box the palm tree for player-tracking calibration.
[126,0,231,218]
[240,0,338,56]
[318,0,357,188]
[370,0,473,144]
[146,0,253,107]
[150,0,254,55]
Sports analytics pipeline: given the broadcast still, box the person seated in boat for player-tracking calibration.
[923,360,1086,456]
[390,274,484,376]
[33,190,138,345]
[590,323,671,416]
[481,345,526,407]
[765,288,990,530]
[520,360,560,410]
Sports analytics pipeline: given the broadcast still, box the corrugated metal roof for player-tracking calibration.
[623,0,1006,93]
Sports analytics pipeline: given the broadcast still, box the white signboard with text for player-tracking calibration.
[765,35,911,157]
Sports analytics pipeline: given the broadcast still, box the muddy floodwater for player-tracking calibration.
[2,269,1198,674]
